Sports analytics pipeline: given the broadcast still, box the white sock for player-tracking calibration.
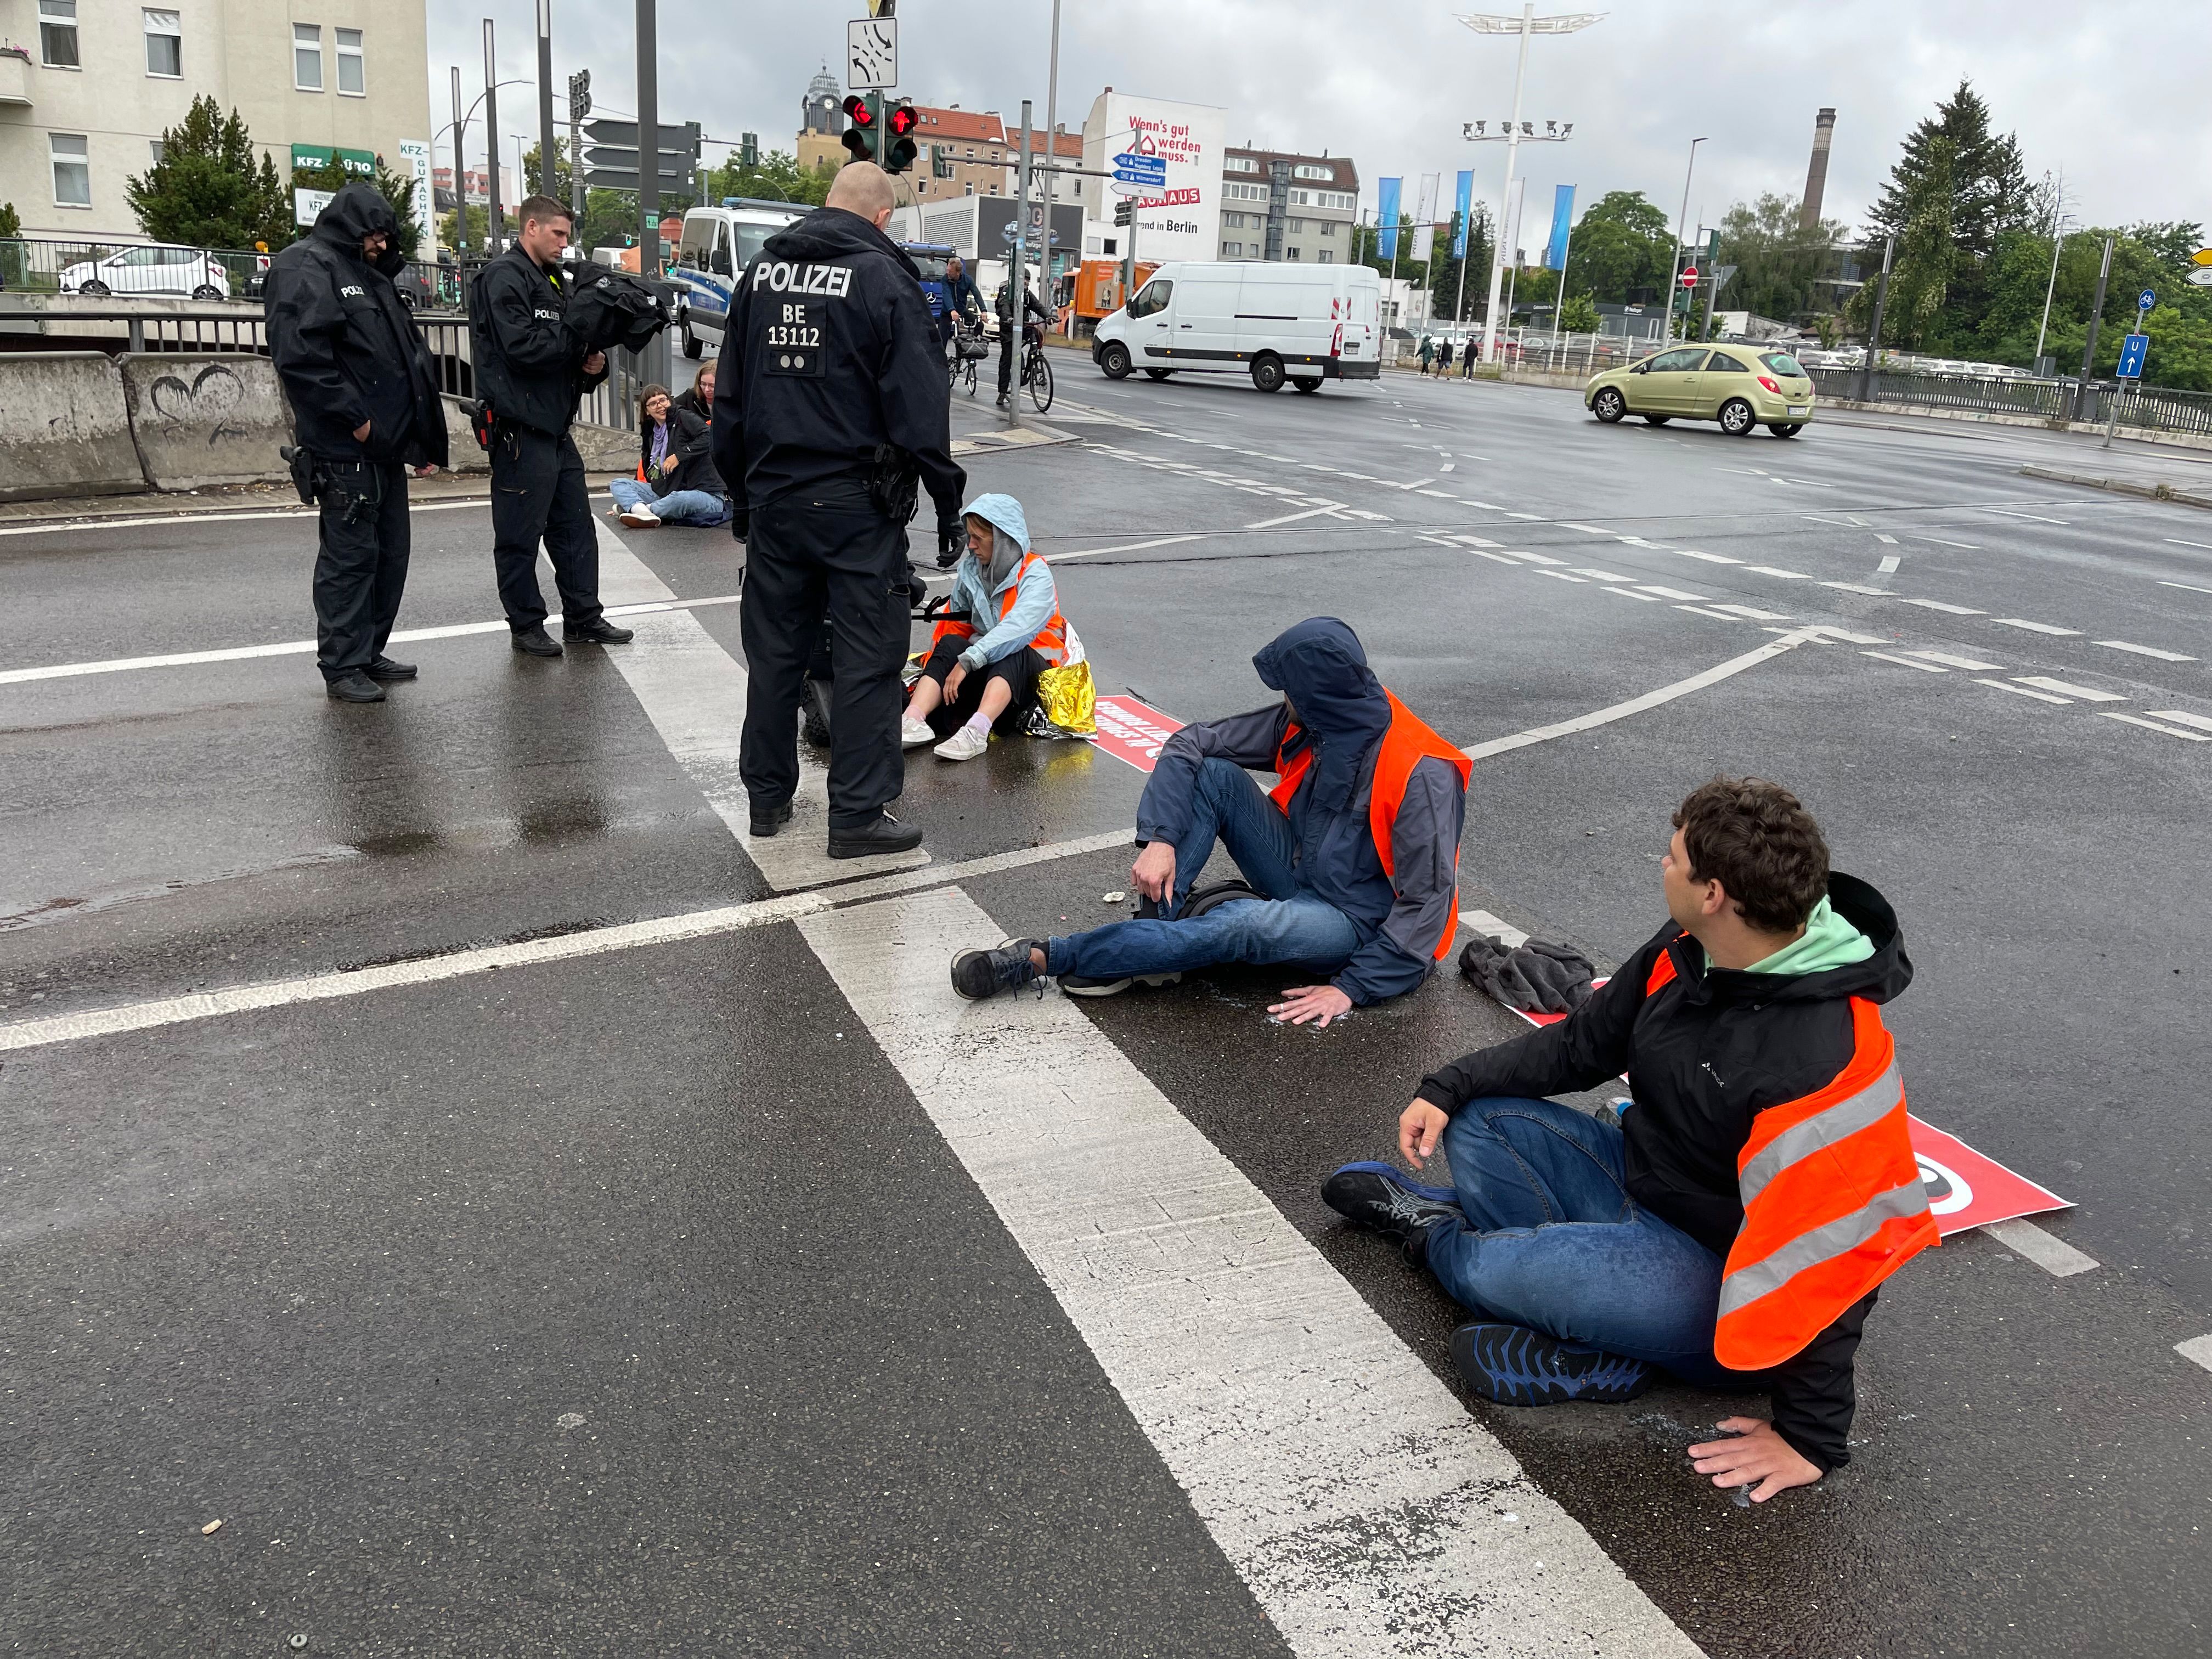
[963,712,992,736]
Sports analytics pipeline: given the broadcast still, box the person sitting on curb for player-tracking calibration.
[902,493,1070,764]
[610,383,730,529]
[951,616,1470,1009]
[1322,777,1936,1504]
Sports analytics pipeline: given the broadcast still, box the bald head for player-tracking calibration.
[826,161,895,227]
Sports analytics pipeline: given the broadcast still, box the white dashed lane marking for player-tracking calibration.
[2015,676,2125,703]
[1993,618,2085,636]
[2104,713,2212,743]
[1977,679,2073,706]
[1864,651,1949,673]
[2097,641,2196,663]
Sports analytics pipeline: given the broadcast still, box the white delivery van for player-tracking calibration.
[1090,261,1382,393]
[669,199,810,358]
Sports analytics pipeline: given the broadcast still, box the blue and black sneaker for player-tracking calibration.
[1448,1321,1655,1407]
[1321,1161,1466,1262]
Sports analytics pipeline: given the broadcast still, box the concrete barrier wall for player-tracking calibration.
[0,352,148,501]
[119,353,294,490]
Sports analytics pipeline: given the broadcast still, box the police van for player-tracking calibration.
[1091,260,1383,393]
[669,199,809,359]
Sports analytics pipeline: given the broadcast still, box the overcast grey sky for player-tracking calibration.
[435,0,2209,239]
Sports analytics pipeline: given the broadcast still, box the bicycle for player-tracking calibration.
[946,314,983,398]
[1019,322,1053,414]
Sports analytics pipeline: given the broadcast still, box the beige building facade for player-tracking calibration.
[0,0,432,245]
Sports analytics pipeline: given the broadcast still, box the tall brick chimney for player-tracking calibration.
[1800,109,1837,230]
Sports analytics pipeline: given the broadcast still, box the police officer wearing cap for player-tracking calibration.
[713,161,965,860]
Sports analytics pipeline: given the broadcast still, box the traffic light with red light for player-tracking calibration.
[841,93,877,163]
[884,101,920,173]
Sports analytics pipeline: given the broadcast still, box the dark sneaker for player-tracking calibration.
[1448,1322,1655,1407]
[1322,1161,1465,1260]
[364,656,417,680]
[565,617,635,645]
[749,798,793,838]
[800,679,833,748]
[827,810,924,860]
[1058,968,1183,998]
[951,938,1045,1001]
[512,625,563,658]
[324,670,386,703]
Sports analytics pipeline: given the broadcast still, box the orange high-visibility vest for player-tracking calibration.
[1643,943,1939,1369]
[1267,692,1474,961]
[931,551,1069,665]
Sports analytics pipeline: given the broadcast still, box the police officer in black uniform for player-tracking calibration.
[264,181,449,702]
[714,162,965,860]
[468,195,634,657]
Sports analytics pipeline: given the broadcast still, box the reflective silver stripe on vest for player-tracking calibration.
[1736,1062,1904,1211]
[1717,1178,1930,1319]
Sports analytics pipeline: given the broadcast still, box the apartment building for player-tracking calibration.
[1217,146,1358,264]
[0,0,432,244]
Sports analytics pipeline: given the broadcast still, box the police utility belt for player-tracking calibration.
[277,444,388,526]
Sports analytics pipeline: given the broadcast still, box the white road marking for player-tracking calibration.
[1877,555,1903,574]
[2158,580,2212,596]
[1901,534,1980,549]
[1898,598,1985,615]
[1415,489,1459,499]
[1463,909,1530,947]
[1746,565,1812,579]
[1902,650,2005,671]
[0,830,1137,1055]
[1537,570,1589,583]
[1980,507,2068,524]
[2176,1335,2212,1373]
[1634,586,1706,601]
[1823,581,1891,595]
[2014,676,2125,703]
[803,887,1703,1659]
[1802,625,1886,645]
[1604,587,1666,601]
[1984,1218,2099,1277]
[2149,709,2212,733]
[2095,640,2196,662]
[1560,522,1612,534]
[1801,514,1856,527]
[1615,536,1667,549]
[1863,651,1948,672]
[1992,618,2084,636]
[2164,538,2212,553]
[1447,533,1506,548]
[1572,568,1628,581]
[1671,549,1741,564]
[2103,712,2212,742]
[1710,603,1792,620]
[1976,679,2072,705]
[1511,551,1570,567]
[1463,628,1823,762]
[1398,477,1438,491]
[0,497,493,539]
[1439,462,1456,471]
[1048,534,1207,563]
[1673,604,1744,621]
[1504,511,1542,520]
[1469,550,1526,565]
[1875,534,1899,545]
[1243,504,1351,530]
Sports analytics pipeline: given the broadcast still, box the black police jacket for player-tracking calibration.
[263,182,448,468]
[1414,872,1913,1475]
[710,206,964,524]
[467,245,608,437]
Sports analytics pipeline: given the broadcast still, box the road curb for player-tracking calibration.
[2018,463,2212,510]
[951,419,1079,458]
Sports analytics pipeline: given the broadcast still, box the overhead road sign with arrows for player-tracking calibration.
[582,118,699,192]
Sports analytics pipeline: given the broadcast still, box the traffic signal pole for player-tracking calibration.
[635,0,657,266]
[1007,100,1032,431]
[536,0,558,199]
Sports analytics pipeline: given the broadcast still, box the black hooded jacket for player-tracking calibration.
[710,205,963,525]
[467,243,607,437]
[1415,872,1914,1472]
[263,182,448,467]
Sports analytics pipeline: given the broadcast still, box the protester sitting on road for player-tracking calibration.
[610,384,730,529]
[951,616,1471,1009]
[1323,777,1934,1504]
[902,493,1068,763]
[671,359,715,424]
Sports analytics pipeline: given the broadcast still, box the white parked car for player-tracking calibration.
[59,244,232,300]
[1092,260,1383,393]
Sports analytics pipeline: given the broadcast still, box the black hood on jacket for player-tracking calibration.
[1252,617,1392,814]
[312,182,406,276]
[1681,870,1913,1009]
[764,206,916,279]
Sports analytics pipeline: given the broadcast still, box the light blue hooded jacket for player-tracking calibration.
[945,492,1061,670]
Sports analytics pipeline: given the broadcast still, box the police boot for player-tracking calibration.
[827,810,924,860]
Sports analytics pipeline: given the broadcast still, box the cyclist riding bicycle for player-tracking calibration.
[996,280,1050,407]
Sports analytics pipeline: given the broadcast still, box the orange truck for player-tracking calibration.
[1074,258,1160,327]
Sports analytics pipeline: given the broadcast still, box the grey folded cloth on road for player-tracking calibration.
[1459,935,1598,1015]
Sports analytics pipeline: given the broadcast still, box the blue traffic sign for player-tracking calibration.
[2138,288,2157,311]
[1112,151,1166,185]
[2117,332,2149,379]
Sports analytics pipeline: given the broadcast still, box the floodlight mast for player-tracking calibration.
[1459,6,1602,364]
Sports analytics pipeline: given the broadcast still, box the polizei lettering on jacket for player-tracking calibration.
[751,261,855,298]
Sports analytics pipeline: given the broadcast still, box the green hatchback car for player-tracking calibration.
[1585,345,1816,436]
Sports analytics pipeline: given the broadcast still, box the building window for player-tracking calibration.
[1320,221,1337,236]
[293,24,322,91]
[1293,163,1332,180]
[38,0,79,67]
[335,27,364,95]
[1318,250,1333,264]
[1286,248,1301,261]
[51,132,91,206]
[1221,241,1238,256]
[149,139,165,163]
[143,9,182,76]
[1224,155,1259,173]
[1286,218,1304,233]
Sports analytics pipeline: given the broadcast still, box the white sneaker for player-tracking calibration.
[934,723,990,761]
[900,717,935,748]
[618,503,661,528]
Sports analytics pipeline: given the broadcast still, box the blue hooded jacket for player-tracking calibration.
[1135,618,1469,1004]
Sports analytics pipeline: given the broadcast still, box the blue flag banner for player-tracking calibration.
[1377,177,1402,261]
[1544,183,1576,271]
[1452,171,1474,258]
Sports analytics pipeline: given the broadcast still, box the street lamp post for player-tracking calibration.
[1662,136,1706,342]
[1460,7,1601,364]
[449,65,467,256]
[482,19,503,251]
[536,0,558,200]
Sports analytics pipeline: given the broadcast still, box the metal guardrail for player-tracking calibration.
[1806,366,2212,437]
[0,236,454,310]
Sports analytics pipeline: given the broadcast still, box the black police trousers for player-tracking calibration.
[489,422,602,632]
[738,476,908,832]
[312,459,410,681]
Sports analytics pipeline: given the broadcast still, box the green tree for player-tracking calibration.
[125,94,289,249]
[0,201,20,238]
[1712,191,1849,324]
[1849,139,1959,350]
[1867,80,2029,261]
[706,147,834,209]
[1561,190,1671,304]
[289,155,424,259]
[1558,290,1600,332]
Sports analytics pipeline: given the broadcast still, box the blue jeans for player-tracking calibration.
[610,478,730,526]
[1047,758,1370,981]
[1425,1096,1741,1387]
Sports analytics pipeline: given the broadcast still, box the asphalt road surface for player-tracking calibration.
[5,356,2210,1657]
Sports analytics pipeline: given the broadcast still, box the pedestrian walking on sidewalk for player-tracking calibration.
[1418,335,1434,375]
[1436,338,1454,377]
[468,195,634,659]
[713,161,966,860]
[263,182,449,703]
